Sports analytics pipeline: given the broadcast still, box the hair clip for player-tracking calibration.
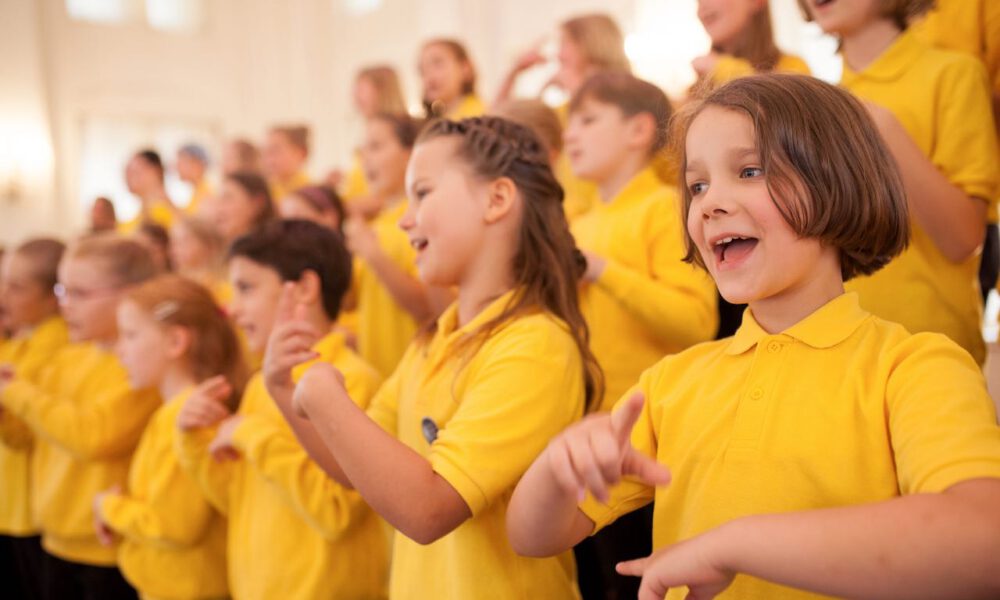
[152,300,180,321]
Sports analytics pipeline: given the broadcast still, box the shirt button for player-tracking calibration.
[749,388,764,400]
[767,342,781,353]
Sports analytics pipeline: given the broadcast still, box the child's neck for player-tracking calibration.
[159,367,197,402]
[456,255,516,327]
[840,18,901,73]
[749,267,845,334]
[598,156,648,203]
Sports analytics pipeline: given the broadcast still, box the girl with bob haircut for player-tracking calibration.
[507,74,1000,600]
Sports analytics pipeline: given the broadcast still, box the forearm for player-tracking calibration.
[719,482,1000,599]
[302,384,470,544]
[507,449,595,557]
[363,250,433,322]
[880,119,987,262]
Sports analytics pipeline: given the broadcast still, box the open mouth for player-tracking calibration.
[814,0,834,7]
[713,235,758,268]
[409,237,428,252]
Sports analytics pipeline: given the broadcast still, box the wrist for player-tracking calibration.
[708,515,754,575]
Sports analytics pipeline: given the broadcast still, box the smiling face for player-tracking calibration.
[401,137,492,286]
[801,0,881,36]
[684,106,834,306]
[226,256,284,354]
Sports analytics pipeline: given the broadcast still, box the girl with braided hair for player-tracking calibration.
[266,115,602,599]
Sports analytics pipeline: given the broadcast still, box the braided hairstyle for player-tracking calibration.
[417,116,604,411]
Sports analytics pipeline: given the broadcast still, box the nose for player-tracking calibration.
[698,184,731,221]
[398,199,415,232]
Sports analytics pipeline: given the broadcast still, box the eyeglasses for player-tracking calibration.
[53,283,121,304]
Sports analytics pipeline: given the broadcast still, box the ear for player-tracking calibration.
[626,112,658,156]
[165,325,192,361]
[483,177,517,225]
[295,270,323,309]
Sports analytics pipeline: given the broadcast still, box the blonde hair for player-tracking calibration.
[493,99,564,154]
[561,14,631,74]
[126,274,247,409]
[67,234,160,286]
[357,65,408,115]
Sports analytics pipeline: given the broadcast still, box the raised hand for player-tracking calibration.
[263,282,320,401]
[544,393,671,503]
[177,375,232,432]
[292,361,347,419]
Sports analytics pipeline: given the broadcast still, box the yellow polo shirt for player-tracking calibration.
[0,317,69,536]
[709,53,811,83]
[0,342,160,565]
[367,290,586,599]
[841,29,1000,364]
[447,94,486,120]
[573,168,718,411]
[176,331,387,600]
[118,200,176,235]
[582,292,1000,599]
[100,389,228,599]
[354,200,420,378]
[342,151,369,201]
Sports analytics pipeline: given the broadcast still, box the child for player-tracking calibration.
[496,13,632,221]
[212,171,277,245]
[263,125,311,204]
[90,196,118,233]
[169,216,230,306]
[120,150,178,234]
[567,72,718,412]
[693,0,810,88]
[345,112,439,377]
[220,138,261,176]
[419,39,484,119]
[507,73,1000,600]
[279,185,346,233]
[0,234,161,600]
[175,220,388,600]
[0,238,68,599]
[564,69,718,600]
[283,116,601,599]
[803,0,1000,364]
[175,143,213,216]
[94,274,237,600]
[335,65,408,203]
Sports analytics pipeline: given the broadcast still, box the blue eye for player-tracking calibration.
[740,167,763,179]
[689,182,708,196]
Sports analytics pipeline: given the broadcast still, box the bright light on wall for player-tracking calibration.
[626,0,710,98]
[0,119,54,203]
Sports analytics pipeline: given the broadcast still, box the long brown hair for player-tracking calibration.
[126,274,248,409]
[673,74,909,281]
[357,65,408,115]
[416,116,603,410]
[561,13,631,74]
[719,4,781,72]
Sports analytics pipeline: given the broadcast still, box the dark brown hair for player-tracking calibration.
[229,219,353,321]
[569,72,673,155]
[225,171,277,230]
[673,74,909,281]
[291,185,346,234]
[797,0,934,30]
[126,274,247,410]
[416,116,603,410]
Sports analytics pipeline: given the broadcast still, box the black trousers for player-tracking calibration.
[39,550,137,600]
[0,534,46,600]
[574,504,654,600]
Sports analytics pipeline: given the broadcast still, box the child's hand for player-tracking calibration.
[93,484,121,547]
[208,415,243,462]
[692,52,721,77]
[177,376,232,432]
[344,217,380,262]
[264,283,320,401]
[293,362,347,419]
[544,393,671,503]
[581,250,607,283]
[617,532,736,600]
[510,40,547,74]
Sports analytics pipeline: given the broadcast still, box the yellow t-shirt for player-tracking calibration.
[354,200,420,378]
[342,151,369,201]
[367,290,585,600]
[572,168,718,411]
[0,317,69,536]
[118,200,176,235]
[447,94,486,120]
[184,179,214,216]
[841,29,1000,364]
[0,342,160,565]
[709,53,811,84]
[268,170,311,206]
[100,389,228,599]
[582,292,1000,600]
[176,331,387,600]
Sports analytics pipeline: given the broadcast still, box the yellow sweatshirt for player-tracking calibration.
[0,316,69,536]
[99,390,228,599]
[176,331,388,599]
[0,342,160,565]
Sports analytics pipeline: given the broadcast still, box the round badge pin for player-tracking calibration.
[421,417,439,444]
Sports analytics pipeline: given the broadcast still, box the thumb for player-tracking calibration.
[610,392,646,448]
[275,282,297,324]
